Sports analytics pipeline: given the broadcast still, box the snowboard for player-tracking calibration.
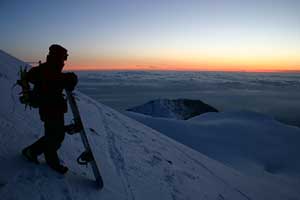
[65,90,104,189]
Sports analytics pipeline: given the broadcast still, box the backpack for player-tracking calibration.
[17,66,41,109]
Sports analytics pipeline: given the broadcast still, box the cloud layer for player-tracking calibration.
[77,71,300,127]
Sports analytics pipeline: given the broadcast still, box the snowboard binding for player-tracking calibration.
[77,150,94,165]
[65,122,82,135]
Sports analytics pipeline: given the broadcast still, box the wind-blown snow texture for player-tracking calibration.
[126,111,300,184]
[0,49,300,199]
[127,99,218,120]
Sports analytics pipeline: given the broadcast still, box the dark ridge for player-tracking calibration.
[127,99,218,120]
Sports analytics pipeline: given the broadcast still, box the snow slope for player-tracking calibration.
[126,111,300,181]
[0,49,299,199]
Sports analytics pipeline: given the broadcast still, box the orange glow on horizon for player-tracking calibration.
[65,64,300,73]
[64,49,300,73]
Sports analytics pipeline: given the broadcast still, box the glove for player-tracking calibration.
[64,72,78,91]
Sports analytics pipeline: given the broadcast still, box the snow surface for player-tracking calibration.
[126,111,300,183]
[0,49,300,199]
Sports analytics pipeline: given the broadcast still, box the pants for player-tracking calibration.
[28,119,65,166]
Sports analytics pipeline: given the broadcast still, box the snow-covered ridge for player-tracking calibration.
[127,110,300,179]
[127,99,218,120]
[0,49,29,80]
[0,50,299,199]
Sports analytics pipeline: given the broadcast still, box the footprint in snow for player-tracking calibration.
[146,155,163,167]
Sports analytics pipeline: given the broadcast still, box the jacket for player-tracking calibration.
[27,62,68,121]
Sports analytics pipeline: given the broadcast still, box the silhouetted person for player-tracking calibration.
[22,44,77,174]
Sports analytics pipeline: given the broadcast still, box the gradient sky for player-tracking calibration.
[0,0,299,71]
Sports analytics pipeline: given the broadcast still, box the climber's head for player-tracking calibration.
[46,44,68,71]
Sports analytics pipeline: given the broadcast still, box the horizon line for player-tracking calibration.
[64,68,300,73]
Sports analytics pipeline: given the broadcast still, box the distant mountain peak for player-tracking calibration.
[127,98,218,120]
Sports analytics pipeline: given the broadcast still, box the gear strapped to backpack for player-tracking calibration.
[17,63,78,111]
[17,66,41,109]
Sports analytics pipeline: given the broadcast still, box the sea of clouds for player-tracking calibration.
[76,71,300,127]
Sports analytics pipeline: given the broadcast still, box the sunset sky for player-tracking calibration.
[0,0,299,72]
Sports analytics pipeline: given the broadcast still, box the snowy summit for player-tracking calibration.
[0,49,300,199]
[127,99,218,120]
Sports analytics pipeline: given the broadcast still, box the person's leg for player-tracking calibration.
[43,118,68,173]
[22,135,46,164]
[25,136,46,155]
[22,118,63,162]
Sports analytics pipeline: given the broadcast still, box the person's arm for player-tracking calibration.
[63,72,78,91]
